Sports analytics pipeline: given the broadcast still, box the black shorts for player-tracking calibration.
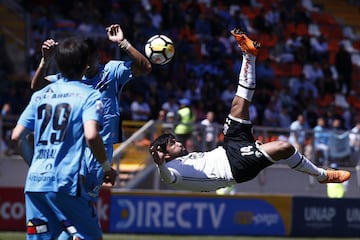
[222,116,273,183]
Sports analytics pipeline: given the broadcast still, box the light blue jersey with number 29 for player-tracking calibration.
[17,78,103,196]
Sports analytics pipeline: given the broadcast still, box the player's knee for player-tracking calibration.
[278,141,296,156]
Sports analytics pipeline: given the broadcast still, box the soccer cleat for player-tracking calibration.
[230,28,261,56]
[319,169,351,184]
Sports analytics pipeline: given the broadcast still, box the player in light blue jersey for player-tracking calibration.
[12,37,117,240]
[30,24,152,205]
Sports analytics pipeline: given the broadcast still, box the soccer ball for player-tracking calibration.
[144,35,175,65]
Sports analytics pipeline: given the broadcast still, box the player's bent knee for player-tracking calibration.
[278,141,296,154]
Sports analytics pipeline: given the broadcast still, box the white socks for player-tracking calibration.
[236,54,256,101]
[286,150,327,181]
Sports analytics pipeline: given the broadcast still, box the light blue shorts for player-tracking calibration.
[25,191,102,240]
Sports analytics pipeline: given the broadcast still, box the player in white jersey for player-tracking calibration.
[149,28,351,192]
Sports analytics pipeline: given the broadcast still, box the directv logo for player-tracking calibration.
[114,199,226,229]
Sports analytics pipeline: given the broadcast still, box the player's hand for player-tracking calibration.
[106,24,124,44]
[41,39,58,61]
[149,146,165,165]
[103,168,117,186]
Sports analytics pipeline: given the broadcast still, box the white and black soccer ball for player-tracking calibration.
[144,35,175,65]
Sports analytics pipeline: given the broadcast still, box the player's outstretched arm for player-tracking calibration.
[149,146,177,184]
[31,39,58,90]
[106,24,152,77]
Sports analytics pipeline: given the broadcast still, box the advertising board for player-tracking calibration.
[109,192,292,236]
[292,197,360,237]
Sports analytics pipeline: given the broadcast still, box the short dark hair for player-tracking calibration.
[84,38,99,56]
[150,133,176,153]
[55,36,89,79]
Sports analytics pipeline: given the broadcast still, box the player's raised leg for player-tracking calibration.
[230,29,351,184]
[229,28,261,121]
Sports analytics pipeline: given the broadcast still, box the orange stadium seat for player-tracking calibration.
[291,63,303,77]
[328,25,343,39]
[352,40,360,51]
[257,0,277,8]
[296,23,309,36]
[272,77,282,89]
[257,48,269,61]
[321,12,337,25]
[310,12,324,23]
[328,51,337,65]
[241,6,260,20]
[317,94,334,107]
[327,38,340,52]
[319,24,330,37]
[311,12,336,25]
[258,33,278,48]
[285,23,296,37]
[272,62,291,78]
